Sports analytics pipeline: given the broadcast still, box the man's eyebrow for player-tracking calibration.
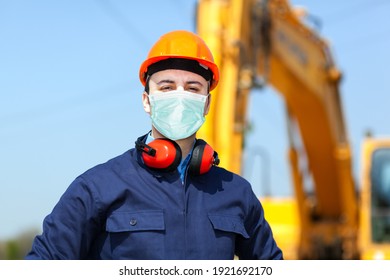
[156,79,175,85]
[186,81,204,87]
[156,79,204,87]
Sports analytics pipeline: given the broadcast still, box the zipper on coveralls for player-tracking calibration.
[182,167,190,259]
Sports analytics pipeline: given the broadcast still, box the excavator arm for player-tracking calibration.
[196,0,359,259]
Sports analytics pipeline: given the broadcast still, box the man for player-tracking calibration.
[26,30,283,260]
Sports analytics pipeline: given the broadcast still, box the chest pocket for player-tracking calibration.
[105,210,165,259]
[207,214,249,258]
[208,214,249,238]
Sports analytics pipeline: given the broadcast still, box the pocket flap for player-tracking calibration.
[106,210,165,232]
[208,214,249,238]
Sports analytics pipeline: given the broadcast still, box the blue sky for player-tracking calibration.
[1,0,389,240]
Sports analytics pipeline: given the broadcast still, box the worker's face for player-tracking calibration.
[142,69,211,115]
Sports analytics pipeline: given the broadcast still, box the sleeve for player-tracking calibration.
[235,192,284,260]
[25,176,102,259]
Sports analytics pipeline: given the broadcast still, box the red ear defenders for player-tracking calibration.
[135,137,219,175]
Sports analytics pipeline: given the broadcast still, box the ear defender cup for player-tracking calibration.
[135,136,219,175]
[188,139,220,176]
[139,138,182,173]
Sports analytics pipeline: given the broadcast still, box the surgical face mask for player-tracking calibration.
[148,90,209,140]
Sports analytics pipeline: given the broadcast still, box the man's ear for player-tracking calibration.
[142,92,151,114]
[204,94,211,115]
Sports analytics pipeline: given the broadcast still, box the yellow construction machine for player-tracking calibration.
[359,136,390,259]
[196,0,390,259]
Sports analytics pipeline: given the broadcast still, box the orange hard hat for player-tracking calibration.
[139,30,219,91]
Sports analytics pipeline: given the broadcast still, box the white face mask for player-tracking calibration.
[148,90,209,140]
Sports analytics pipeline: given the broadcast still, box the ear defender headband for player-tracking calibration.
[135,136,219,175]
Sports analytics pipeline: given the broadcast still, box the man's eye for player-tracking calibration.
[187,87,200,92]
[160,86,173,91]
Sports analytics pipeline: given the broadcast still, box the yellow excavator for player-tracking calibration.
[196,0,390,259]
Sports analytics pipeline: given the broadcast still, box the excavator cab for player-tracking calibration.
[371,148,390,242]
[360,138,390,259]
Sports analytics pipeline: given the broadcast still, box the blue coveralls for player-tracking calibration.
[26,135,283,260]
